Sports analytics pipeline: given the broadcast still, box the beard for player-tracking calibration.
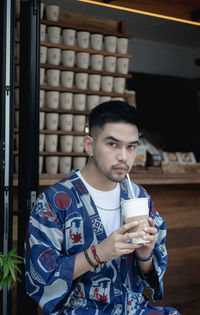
[92,154,130,183]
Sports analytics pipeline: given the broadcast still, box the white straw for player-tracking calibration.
[126,173,135,199]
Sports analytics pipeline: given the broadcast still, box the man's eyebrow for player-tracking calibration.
[104,136,139,144]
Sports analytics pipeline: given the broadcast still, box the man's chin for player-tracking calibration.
[109,173,127,183]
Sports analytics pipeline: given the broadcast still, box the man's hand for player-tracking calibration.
[135,217,157,259]
[96,221,144,262]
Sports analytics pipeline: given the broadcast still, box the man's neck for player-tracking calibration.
[81,160,118,191]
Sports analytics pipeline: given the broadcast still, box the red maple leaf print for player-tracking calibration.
[99,292,108,303]
[71,232,82,243]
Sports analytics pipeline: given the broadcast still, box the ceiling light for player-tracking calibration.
[77,0,200,26]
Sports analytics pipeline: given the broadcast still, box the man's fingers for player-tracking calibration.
[118,221,139,234]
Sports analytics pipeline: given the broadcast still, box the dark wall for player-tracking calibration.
[126,73,200,161]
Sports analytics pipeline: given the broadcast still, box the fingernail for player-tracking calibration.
[144,227,148,231]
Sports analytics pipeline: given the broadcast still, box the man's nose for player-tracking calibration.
[117,147,128,161]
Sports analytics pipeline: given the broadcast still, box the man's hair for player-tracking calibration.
[89,101,141,134]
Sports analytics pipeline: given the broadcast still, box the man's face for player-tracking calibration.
[91,122,139,183]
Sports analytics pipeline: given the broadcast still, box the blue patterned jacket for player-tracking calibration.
[24,170,179,315]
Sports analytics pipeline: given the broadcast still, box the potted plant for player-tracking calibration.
[0,247,24,291]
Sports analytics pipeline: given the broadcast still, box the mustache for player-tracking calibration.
[112,163,129,170]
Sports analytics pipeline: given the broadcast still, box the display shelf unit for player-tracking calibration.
[13,168,200,187]
[14,10,134,177]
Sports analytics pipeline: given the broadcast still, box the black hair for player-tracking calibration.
[89,101,141,134]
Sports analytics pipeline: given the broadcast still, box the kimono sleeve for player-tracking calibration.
[24,190,77,314]
[137,190,168,302]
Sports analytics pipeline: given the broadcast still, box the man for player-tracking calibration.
[24,101,179,314]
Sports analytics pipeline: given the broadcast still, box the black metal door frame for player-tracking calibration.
[16,0,41,314]
[0,0,15,314]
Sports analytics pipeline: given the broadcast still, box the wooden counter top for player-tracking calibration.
[13,167,200,186]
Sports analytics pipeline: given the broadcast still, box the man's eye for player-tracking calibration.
[128,145,136,150]
[108,142,117,147]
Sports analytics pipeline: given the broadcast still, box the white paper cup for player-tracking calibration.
[39,134,45,152]
[88,74,101,91]
[15,156,19,173]
[59,156,72,174]
[101,76,113,92]
[91,34,103,50]
[87,95,100,111]
[121,197,150,244]
[15,88,19,105]
[104,36,117,53]
[40,90,45,108]
[73,136,84,152]
[91,54,103,71]
[40,68,45,85]
[60,92,73,110]
[113,77,126,94]
[74,94,86,111]
[112,97,124,101]
[76,52,90,69]
[47,26,61,44]
[40,46,47,64]
[46,69,60,87]
[45,5,60,22]
[62,50,75,67]
[45,134,58,152]
[117,58,129,74]
[77,31,90,48]
[60,135,73,152]
[15,65,20,83]
[73,115,86,132]
[61,71,74,89]
[117,37,128,54]
[104,56,116,73]
[60,114,73,131]
[16,21,20,38]
[39,156,44,174]
[15,43,20,62]
[47,48,61,66]
[40,24,46,42]
[73,157,87,170]
[15,134,19,150]
[16,0,20,15]
[75,73,88,90]
[40,112,45,130]
[62,29,76,46]
[46,91,60,109]
[99,96,111,103]
[46,113,59,130]
[15,111,19,128]
[40,3,44,20]
[45,156,59,174]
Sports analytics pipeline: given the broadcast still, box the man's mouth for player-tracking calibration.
[112,165,129,171]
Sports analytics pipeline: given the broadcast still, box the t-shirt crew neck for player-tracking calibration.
[77,170,121,236]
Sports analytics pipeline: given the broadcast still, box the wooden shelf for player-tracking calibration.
[14,106,89,115]
[15,38,132,59]
[14,129,87,135]
[40,19,132,39]
[14,82,129,98]
[40,63,132,78]
[14,150,88,156]
[40,84,128,97]
[40,41,132,59]
[13,168,200,187]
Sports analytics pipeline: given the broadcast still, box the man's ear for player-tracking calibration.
[83,135,94,157]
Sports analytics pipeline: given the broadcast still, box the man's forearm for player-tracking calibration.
[137,257,153,274]
[73,248,98,280]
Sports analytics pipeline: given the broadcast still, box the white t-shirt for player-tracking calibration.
[77,171,121,236]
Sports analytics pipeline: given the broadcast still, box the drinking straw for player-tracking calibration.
[126,173,135,198]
